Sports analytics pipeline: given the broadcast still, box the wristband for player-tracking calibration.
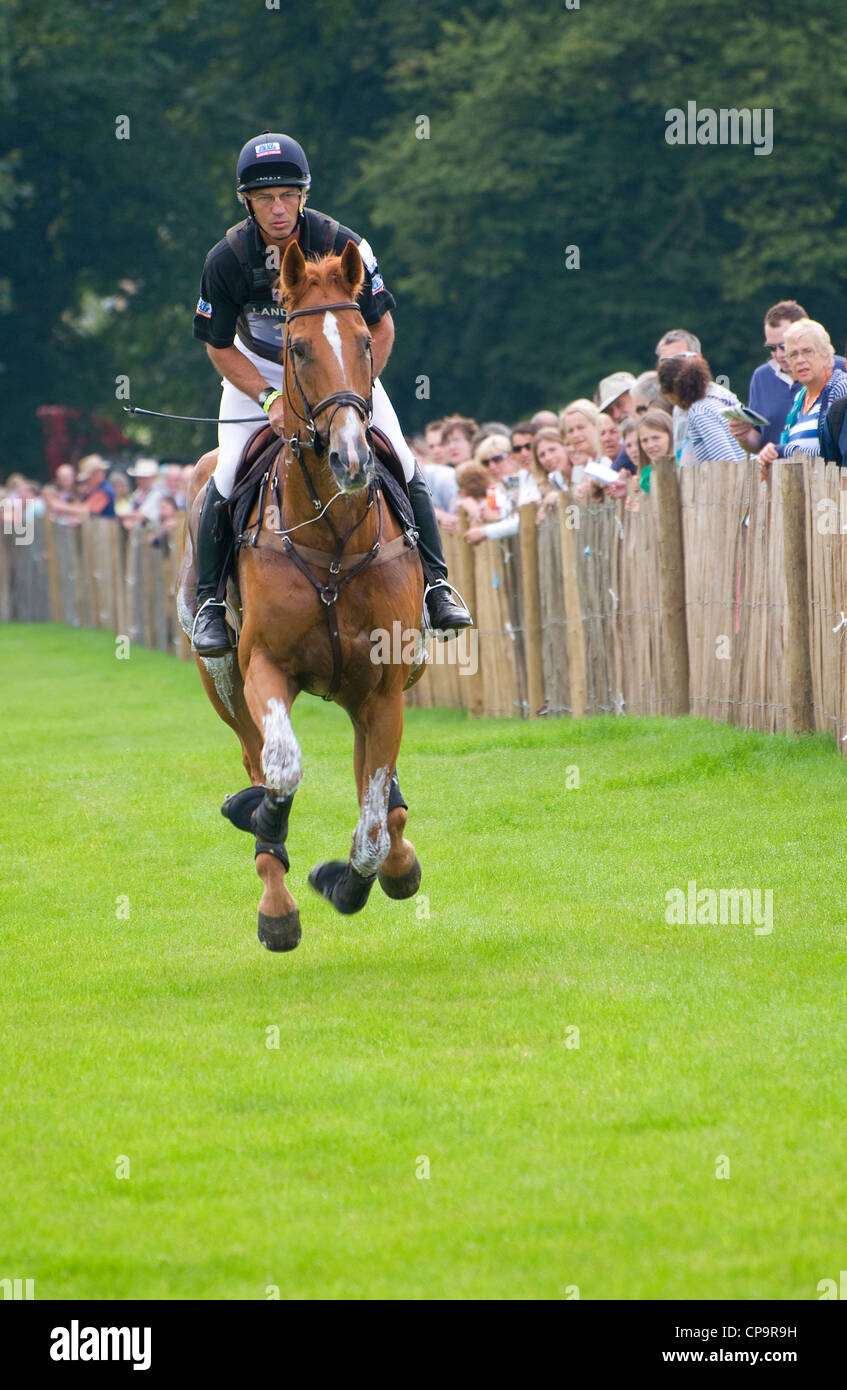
[259,389,283,414]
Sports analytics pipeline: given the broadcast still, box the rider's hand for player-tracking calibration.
[267,397,287,436]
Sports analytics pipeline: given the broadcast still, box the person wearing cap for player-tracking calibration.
[596,372,637,422]
[190,131,471,655]
[46,455,116,521]
[122,458,164,529]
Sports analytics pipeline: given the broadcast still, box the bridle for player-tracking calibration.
[281,300,374,459]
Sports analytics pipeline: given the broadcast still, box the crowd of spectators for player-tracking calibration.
[5,301,846,555]
[413,300,847,545]
[0,457,194,546]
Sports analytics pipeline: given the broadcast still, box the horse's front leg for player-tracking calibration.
[240,648,302,951]
[310,689,411,914]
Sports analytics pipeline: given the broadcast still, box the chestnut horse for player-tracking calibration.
[177,240,425,951]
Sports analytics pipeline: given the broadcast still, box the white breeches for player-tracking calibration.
[212,337,416,498]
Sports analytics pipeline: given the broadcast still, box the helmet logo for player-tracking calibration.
[255,141,282,157]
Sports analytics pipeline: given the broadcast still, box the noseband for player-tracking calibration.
[282,300,374,456]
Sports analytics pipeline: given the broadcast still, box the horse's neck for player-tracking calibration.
[279,447,375,553]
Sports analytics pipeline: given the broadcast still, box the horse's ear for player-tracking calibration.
[339,240,364,299]
[280,241,308,299]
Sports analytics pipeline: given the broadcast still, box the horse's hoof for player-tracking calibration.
[257,909,301,952]
[378,856,422,899]
[222,785,265,833]
[308,860,376,915]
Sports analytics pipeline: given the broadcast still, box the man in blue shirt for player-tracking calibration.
[728,300,844,452]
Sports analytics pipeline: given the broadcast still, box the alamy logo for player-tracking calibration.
[665,102,773,156]
[0,1276,34,1299]
[369,620,478,676]
[665,880,773,934]
[50,1321,151,1372]
[2,505,35,546]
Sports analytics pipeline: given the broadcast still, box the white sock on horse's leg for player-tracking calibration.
[261,698,303,799]
[350,765,391,876]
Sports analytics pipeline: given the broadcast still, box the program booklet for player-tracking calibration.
[720,404,770,428]
[583,458,622,486]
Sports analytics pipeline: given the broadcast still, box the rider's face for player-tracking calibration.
[248,186,302,240]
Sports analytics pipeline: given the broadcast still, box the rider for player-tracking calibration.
[191,132,472,655]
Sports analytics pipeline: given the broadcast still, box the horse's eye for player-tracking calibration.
[290,339,307,359]
[362,336,372,352]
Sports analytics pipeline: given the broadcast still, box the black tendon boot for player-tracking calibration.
[406,466,472,634]
[192,477,236,655]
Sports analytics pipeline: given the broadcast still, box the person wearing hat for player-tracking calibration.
[47,454,116,520]
[596,372,637,422]
[190,131,472,655]
[122,458,164,530]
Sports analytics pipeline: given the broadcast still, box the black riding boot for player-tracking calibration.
[192,477,236,655]
[407,465,472,634]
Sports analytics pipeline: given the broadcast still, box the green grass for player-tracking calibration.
[1,623,845,1300]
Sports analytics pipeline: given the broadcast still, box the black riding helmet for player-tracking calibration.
[236,132,311,194]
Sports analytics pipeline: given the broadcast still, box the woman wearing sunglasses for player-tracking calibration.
[463,434,541,545]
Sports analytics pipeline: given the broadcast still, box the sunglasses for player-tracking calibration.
[486,453,508,464]
[764,342,786,353]
[511,442,533,453]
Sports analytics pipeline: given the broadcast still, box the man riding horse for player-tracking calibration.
[191,131,471,654]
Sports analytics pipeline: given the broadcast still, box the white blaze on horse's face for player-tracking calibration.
[322,310,372,491]
[322,311,345,372]
[261,698,303,798]
[350,765,391,876]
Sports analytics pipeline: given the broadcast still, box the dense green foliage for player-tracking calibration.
[5,0,847,473]
[2,625,846,1297]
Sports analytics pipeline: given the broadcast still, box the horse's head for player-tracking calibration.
[279,240,374,494]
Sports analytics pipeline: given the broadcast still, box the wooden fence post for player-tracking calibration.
[519,502,544,717]
[456,512,484,717]
[559,492,586,718]
[653,454,690,715]
[780,458,813,732]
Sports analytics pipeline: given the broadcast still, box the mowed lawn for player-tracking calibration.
[1,623,845,1301]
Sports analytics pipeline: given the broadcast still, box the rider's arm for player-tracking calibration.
[206,343,273,402]
[370,313,394,378]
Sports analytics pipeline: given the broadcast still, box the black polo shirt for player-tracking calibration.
[193,208,396,363]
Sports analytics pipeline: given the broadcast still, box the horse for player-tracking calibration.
[177,240,425,951]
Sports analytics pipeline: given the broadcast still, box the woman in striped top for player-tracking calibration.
[656,355,747,465]
[757,319,847,480]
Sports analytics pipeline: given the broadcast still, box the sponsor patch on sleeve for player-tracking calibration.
[196,297,213,318]
[371,273,386,294]
[356,237,378,275]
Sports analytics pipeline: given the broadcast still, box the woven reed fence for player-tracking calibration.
[0,513,189,659]
[3,458,846,751]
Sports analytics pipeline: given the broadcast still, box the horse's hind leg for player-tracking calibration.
[352,727,419,897]
[310,691,418,913]
[378,774,422,900]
